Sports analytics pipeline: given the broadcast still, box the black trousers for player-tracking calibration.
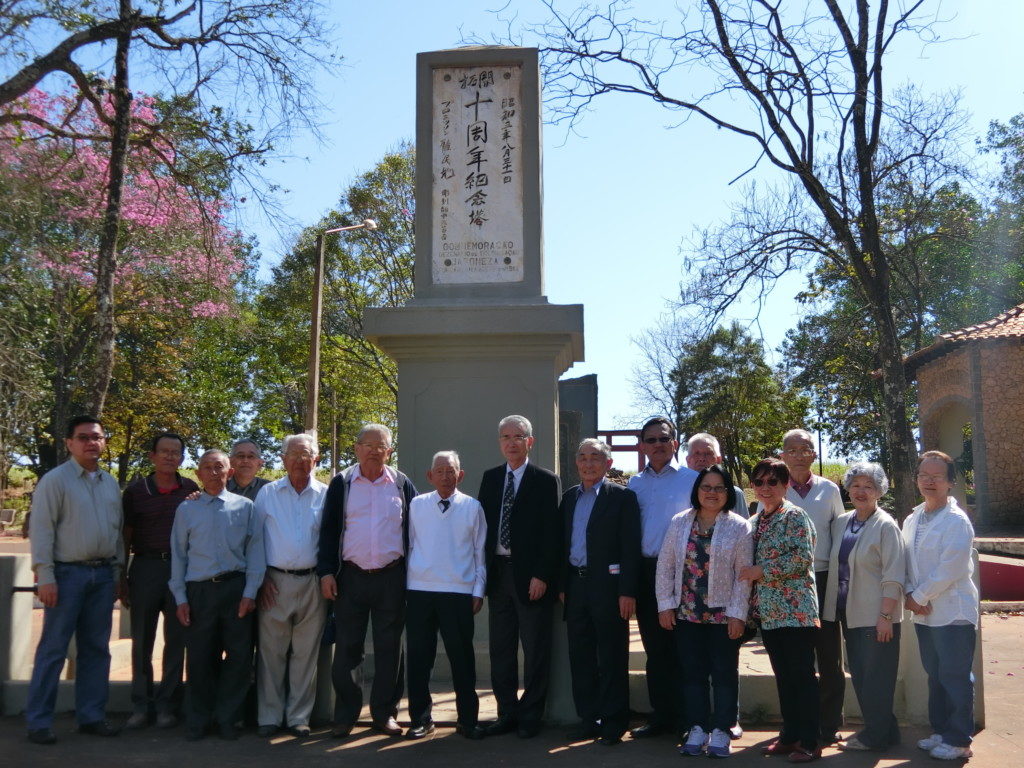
[487,556,553,726]
[635,557,682,730]
[406,590,478,727]
[128,556,185,716]
[762,625,820,749]
[565,570,629,739]
[331,561,405,726]
[814,570,845,737]
[184,576,254,730]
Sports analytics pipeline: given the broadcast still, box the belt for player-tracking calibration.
[134,551,171,561]
[343,557,403,574]
[269,565,315,576]
[56,558,113,568]
[494,554,512,563]
[195,570,244,583]
[570,565,588,578]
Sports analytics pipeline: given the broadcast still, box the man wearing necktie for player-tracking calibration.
[478,415,561,738]
[404,451,487,740]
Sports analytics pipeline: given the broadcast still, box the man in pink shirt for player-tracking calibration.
[317,424,417,738]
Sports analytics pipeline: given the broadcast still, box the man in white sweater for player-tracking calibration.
[404,451,488,741]
[779,428,846,745]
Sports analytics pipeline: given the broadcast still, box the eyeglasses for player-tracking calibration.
[698,484,727,494]
[357,442,390,452]
[917,473,948,483]
[499,434,529,443]
[783,448,815,458]
[642,436,673,444]
[72,434,106,443]
[751,477,782,487]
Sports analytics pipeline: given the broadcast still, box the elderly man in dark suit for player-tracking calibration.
[560,438,641,746]
[479,414,561,739]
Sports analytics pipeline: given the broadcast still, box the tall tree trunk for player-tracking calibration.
[88,0,133,417]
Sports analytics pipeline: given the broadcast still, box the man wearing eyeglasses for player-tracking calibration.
[317,423,417,739]
[479,414,561,739]
[627,417,698,740]
[27,415,124,745]
[228,440,270,501]
[122,432,199,730]
[254,434,327,739]
[775,428,845,746]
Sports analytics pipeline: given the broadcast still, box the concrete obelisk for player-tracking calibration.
[363,46,583,722]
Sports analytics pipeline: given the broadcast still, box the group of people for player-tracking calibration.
[25,414,979,763]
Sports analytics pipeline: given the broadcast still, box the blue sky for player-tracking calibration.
[240,0,1024,462]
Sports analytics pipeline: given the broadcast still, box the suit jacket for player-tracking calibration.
[559,479,641,617]
[316,464,417,579]
[479,461,561,604]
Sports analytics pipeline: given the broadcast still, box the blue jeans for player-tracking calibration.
[674,620,741,733]
[842,619,900,749]
[915,623,976,747]
[26,563,115,729]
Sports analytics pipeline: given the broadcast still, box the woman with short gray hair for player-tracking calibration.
[822,462,905,752]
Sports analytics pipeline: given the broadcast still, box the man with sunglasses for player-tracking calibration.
[771,428,846,746]
[627,417,698,740]
[27,415,124,744]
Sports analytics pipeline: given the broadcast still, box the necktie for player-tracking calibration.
[499,470,515,550]
[439,498,450,513]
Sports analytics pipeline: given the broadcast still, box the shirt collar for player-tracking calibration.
[643,458,680,476]
[578,480,603,497]
[789,475,813,497]
[202,489,232,502]
[353,464,396,484]
[505,458,529,481]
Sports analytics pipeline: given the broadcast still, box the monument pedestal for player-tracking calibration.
[365,300,583,723]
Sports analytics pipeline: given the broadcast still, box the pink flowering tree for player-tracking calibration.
[0,87,246,470]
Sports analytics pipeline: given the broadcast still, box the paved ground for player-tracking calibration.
[3,613,1020,768]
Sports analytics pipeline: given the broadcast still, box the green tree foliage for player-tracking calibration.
[671,322,810,483]
[249,145,415,466]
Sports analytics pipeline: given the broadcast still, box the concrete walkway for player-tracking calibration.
[2,613,1021,768]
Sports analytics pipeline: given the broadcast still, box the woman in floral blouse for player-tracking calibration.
[739,458,821,763]
[655,464,753,759]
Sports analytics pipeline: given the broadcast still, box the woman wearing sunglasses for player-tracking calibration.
[739,458,820,763]
[655,464,753,758]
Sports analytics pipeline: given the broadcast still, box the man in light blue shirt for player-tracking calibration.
[627,417,698,740]
[170,449,265,741]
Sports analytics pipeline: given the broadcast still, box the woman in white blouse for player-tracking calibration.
[903,450,978,761]
[822,462,905,752]
[656,464,752,759]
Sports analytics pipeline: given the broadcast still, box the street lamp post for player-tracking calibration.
[304,219,377,440]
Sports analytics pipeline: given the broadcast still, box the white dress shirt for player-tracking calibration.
[255,475,327,570]
[407,489,487,597]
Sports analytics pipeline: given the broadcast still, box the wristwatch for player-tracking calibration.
[879,612,893,621]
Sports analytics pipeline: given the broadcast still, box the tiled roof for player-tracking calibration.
[906,303,1024,376]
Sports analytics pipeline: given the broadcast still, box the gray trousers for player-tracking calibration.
[128,556,185,716]
[257,570,327,728]
[842,618,901,749]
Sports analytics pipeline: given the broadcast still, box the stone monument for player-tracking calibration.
[363,46,583,723]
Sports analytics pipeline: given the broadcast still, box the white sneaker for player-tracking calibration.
[918,733,944,751]
[680,725,708,756]
[707,729,731,758]
[930,743,972,760]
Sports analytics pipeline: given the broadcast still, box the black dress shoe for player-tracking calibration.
[372,716,403,736]
[185,726,205,741]
[78,720,120,737]
[484,716,517,737]
[517,723,541,738]
[220,723,240,741]
[27,728,57,745]
[456,723,487,740]
[820,732,842,746]
[257,724,278,737]
[599,734,623,746]
[405,722,436,739]
[289,725,311,738]
[330,721,354,738]
[566,722,601,741]
[630,722,666,739]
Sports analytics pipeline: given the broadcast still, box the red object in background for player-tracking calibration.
[979,555,1024,601]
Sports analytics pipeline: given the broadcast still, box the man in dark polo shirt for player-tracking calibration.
[228,439,270,501]
[122,432,199,729]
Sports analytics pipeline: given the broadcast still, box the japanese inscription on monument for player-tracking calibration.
[431,64,523,284]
